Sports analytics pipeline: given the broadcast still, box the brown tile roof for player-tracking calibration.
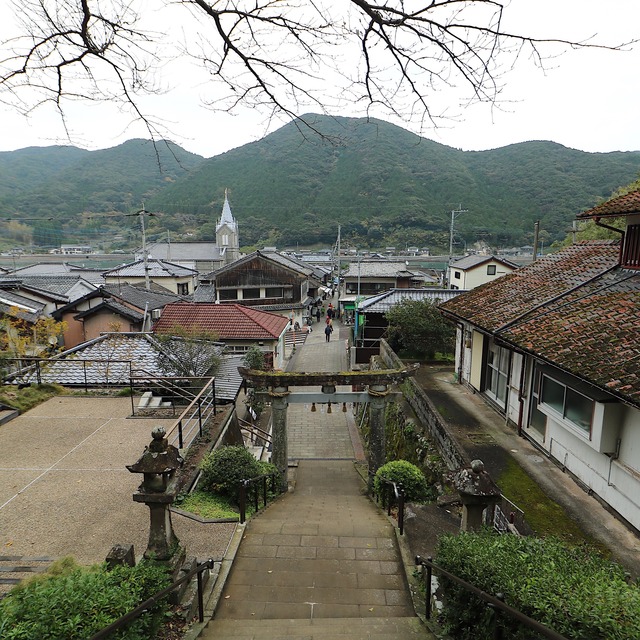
[577,190,640,218]
[440,240,640,407]
[440,241,621,333]
[153,303,288,340]
[502,269,640,405]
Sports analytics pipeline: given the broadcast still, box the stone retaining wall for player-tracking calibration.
[379,340,468,470]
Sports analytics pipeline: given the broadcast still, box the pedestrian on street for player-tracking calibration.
[316,309,321,323]
[324,324,332,342]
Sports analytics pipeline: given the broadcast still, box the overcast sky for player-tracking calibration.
[0,0,638,158]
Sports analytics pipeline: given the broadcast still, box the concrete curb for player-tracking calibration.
[182,521,245,640]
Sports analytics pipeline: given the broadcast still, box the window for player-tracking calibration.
[243,288,261,299]
[177,282,189,295]
[219,289,237,301]
[454,271,461,279]
[622,224,640,269]
[485,343,509,408]
[487,264,497,275]
[265,287,283,298]
[540,375,594,434]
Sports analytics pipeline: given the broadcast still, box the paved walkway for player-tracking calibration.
[200,318,433,639]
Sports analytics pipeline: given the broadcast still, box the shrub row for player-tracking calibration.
[0,558,170,640]
[435,530,640,640]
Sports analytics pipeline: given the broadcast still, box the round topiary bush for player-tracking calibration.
[374,459,429,501]
[199,445,261,501]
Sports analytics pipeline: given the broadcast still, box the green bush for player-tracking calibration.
[0,558,170,640]
[199,445,261,501]
[435,530,640,640]
[374,460,428,502]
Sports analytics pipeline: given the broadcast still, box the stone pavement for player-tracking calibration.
[199,319,434,639]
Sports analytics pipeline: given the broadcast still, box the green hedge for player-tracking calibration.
[199,445,273,502]
[374,459,428,502]
[0,558,170,640]
[435,530,640,640]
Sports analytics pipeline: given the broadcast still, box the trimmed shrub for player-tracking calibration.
[0,558,170,639]
[199,445,261,501]
[435,530,640,640]
[374,459,428,501]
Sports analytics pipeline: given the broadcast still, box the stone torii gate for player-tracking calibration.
[238,365,419,491]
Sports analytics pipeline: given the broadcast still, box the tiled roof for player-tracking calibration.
[502,269,640,406]
[342,261,427,279]
[102,282,182,310]
[359,288,465,313]
[449,254,518,270]
[144,241,223,261]
[74,300,144,323]
[192,283,216,302]
[0,275,96,297]
[210,251,316,280]
[0,280,69,302]
[8,262,105,283]
[0,289,45,323]
[577,190,640,218]
[103,259,197,277]
[153,303,288,340]
[440,240,640,407]
[7,333,242,401]
[440,241,621,333]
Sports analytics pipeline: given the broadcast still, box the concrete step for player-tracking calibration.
[0,555,55,598]
[199,616,434,639]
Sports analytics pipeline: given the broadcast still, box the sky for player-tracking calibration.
[0,1,638,158]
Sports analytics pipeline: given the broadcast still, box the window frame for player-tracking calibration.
[539,374,594,437]
[486,264,497,275]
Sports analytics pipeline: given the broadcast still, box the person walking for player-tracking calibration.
[324,324,332,342]
[316,308,321,323]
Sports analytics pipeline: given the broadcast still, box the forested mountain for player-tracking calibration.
[1,115,639,252]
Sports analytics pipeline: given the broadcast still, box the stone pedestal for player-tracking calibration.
[454,459,501,532]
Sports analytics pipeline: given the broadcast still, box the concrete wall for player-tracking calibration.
[379,339,467,470]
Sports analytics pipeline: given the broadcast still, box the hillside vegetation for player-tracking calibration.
[1,115,639,252]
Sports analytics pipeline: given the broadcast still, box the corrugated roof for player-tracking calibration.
[153,302,289,340]
[359,288,466,312]
[440,240,640,408]
[577,190,640,219]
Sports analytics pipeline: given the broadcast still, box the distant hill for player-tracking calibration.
[1,116,639,252]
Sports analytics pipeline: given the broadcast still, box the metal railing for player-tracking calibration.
[414,556,569,640]
[371,474,406,535]
[164,377,217,450]
[2,356,134,391]
[238,472,281,524]
[89,558,214,640]
[238,416,272,448]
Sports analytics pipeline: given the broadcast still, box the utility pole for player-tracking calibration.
[139,205,151,290]
[532,220,540,262]
[449,205,468,258]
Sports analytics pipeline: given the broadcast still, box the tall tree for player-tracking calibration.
[0,1,625,144]
[385,298,454,359]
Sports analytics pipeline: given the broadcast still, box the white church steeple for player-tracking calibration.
[216,188,239,263]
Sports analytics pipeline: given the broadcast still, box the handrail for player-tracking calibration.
[238,472,280,524]
[237,416,272,444]
[371,472,405,535]
[414,556,569,640]
[89,558,215,640]
[164,378,216,449]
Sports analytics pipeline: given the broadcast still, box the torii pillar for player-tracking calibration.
[269,386,290,492]
[367,383,389,485]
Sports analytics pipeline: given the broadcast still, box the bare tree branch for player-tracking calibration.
[0,0,633,145]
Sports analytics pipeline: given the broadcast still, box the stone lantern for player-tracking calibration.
[454,459,501,532]
[127,426,184,563]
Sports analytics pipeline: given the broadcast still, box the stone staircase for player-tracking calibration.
[200,616,431,639]
[0,555,55,598]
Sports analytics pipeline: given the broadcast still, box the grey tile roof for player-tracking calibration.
[192,282,216,302]
[102,282,182,310]
[143,241,224,261]
[342,261,426,279]
[74,300,144,323]
[103,259,197,277]
[0,275,96,297]
[9,333,243,402]
[8,262,105,283]
[358,288,466,313]
[0,289,45,323]
[449,254,518,270]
